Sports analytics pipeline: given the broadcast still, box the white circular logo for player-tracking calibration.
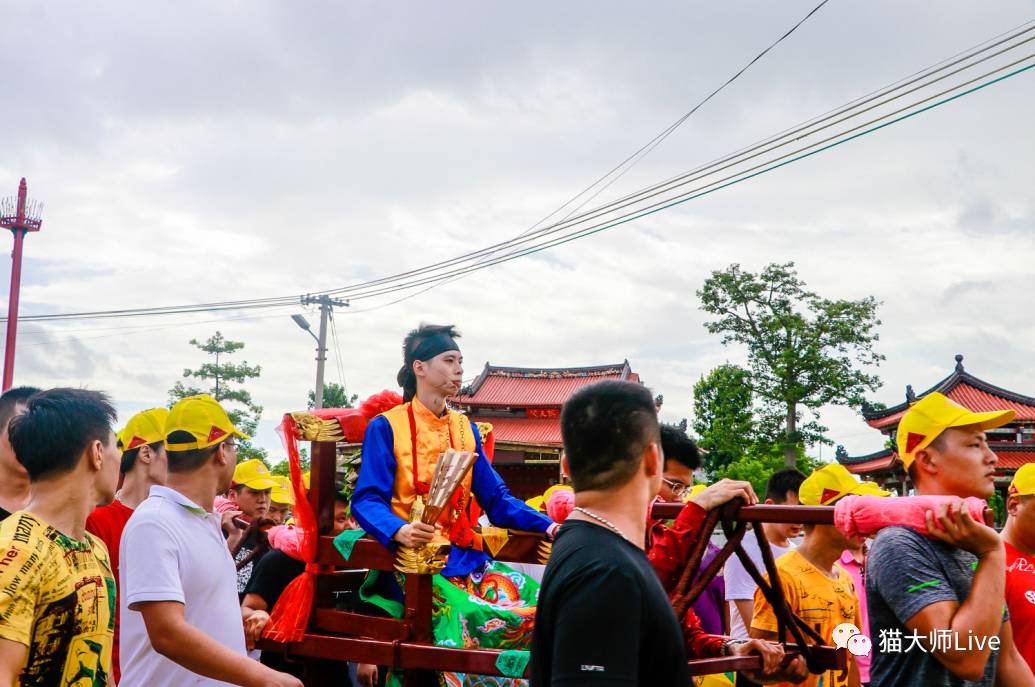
[1024,590,1035,605]
[847,633,872,657]
[832,623,861,649]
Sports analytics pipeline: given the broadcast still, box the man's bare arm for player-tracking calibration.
[995,621,1035,686]
[135,600,300,687]
[0,638,27,687]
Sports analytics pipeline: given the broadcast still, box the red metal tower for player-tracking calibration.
[0,179,43,391]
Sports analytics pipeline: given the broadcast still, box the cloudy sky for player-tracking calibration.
[2,1,1033,463]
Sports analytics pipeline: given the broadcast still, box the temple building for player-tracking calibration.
[836,355,1035,498]
[453,360,651,499]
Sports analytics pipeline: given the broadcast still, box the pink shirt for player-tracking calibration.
[838,549,870,684]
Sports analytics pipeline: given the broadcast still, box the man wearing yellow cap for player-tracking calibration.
[86,407,169,683]
[268,476,294,525]
[866,392,1034,686]
[752,463,887,687]
[1002,463,1035,675]
[119,395,302,687]
[225,458,279,596]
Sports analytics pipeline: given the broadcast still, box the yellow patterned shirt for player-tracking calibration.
[0,511,115,687]
[751,549,860,687]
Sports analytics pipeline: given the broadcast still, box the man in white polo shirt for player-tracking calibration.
[119,394,302,687]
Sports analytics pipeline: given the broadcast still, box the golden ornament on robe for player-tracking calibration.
[481,526,510,558]
[395,450,478,575]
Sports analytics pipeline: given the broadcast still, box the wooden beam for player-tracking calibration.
[258,635,846,678]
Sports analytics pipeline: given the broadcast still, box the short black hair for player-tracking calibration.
[659,424,700,471]
[120,441,163,474]
[9,388,117,481]
[0,386,40,430]
[561,380,660,492]
[166,430,221,473]
[765,468,806,503]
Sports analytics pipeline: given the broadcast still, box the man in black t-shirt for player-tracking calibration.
[533,380,753,686]
[531,380,687,686]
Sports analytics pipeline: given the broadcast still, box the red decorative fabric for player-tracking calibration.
[468,430,495,524]
[263,414,318,643]
[263,390,405,642]
[646,502,726,658]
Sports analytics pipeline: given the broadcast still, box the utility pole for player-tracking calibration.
[0,179,43,391]
[298,294,348,409]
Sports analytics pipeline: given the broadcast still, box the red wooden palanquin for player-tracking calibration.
[259,438,846,685]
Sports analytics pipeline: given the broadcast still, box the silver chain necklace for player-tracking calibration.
[573,507,631,543]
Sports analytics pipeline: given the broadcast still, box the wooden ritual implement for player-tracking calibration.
[258,438,847,685]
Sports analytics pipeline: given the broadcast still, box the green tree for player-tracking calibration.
[692,364,755,474]
[721,443,825,499]
[308,383,358,410]
[698,262,883,466]
[270,450,310,477]
[168,331,267,464]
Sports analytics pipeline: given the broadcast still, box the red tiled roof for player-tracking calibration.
[456,361,636,409]
[868,381,1035,430]
[474,416,562,447]
[864,357,1035,431]
[993,449,1035,470]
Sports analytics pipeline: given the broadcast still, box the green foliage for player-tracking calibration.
[168,331,267,464]
[719,443,825,500]
[308,383,358,410]
[988,490,1006,529]
[692,364,755,473]
[698,262,883,466]
[270,453,311,477]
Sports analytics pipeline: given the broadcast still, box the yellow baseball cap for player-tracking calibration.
[525,495,545,511]
[1009,464,1035,497]
[120,407,170,451]
[799,464,890,506]
[165,394,249,451]
[897,392,1015,470]
[271,476,295,505]
[233,459,279,491]
[682,483,708,503]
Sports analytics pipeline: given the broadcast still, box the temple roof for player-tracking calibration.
[862,355,1035,431]
[471,416,563,447]
[839,445,1035,475]
[455,361,639,410]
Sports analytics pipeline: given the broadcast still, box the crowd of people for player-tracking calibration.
[0,323,1033,687]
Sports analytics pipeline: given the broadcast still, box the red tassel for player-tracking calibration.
[264,414,319,643]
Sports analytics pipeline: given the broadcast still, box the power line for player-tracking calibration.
[5,2,834,325]
[8,20,1034,323]
[333,53,1035,308]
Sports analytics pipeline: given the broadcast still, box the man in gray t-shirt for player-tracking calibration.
[866,392,1033,686]
[868,525,1005,686]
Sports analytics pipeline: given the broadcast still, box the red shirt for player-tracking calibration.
[647,501,727,658]
[86,498,134,683]
[1006,541,1035,676]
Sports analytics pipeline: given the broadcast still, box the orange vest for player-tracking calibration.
[382,399,477,543]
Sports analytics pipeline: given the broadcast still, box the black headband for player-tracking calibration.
[410,333,460,363]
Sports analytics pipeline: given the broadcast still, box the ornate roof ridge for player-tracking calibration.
[862,355,1035,420]
[459,360,631,398]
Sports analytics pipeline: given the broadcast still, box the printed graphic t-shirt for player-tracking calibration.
[752,549,860,687]
[1005,541,1035,675]
[0,511,115,687]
